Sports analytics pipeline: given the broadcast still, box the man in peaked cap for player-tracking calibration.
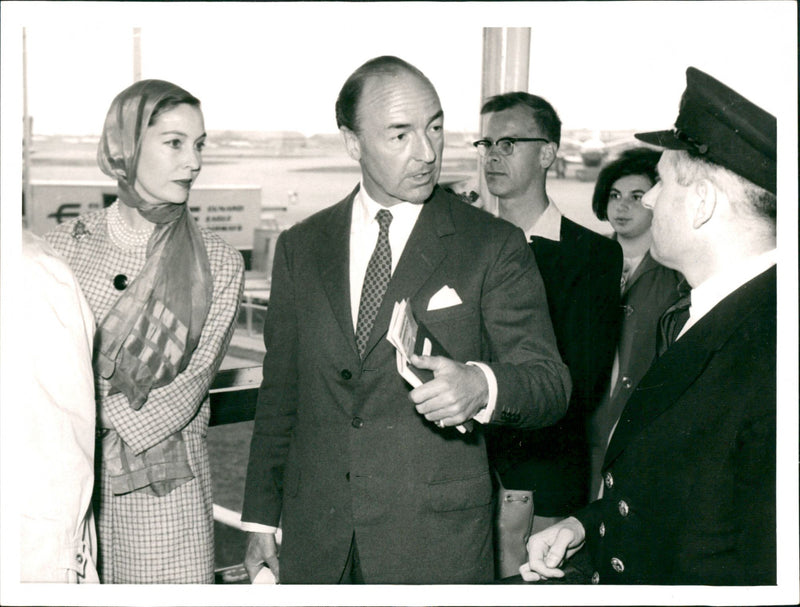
[519,67,777,585]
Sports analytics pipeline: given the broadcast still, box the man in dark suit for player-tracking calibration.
[240,56,571,584]
[475,92,622,577]
[520,67,777,585]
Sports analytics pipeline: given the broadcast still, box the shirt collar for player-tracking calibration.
[525,198,563,242]
[687,248,777,328]
[353,184,423,230]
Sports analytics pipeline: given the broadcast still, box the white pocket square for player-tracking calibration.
[427,285,463,311]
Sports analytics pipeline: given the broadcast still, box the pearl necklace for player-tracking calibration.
[106,201,154,250]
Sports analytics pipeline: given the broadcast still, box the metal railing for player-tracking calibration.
[209,362,263,582]
[209,365,261,426]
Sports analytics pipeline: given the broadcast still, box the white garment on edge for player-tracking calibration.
[20,230,98,583]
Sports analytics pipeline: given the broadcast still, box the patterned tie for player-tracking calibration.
[355,209,393,357]
[656,281,692,357]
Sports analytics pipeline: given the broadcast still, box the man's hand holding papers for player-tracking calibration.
[387,299,476,433]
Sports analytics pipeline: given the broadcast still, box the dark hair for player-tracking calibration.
[335,55,432,132]
[591,147,661,220]
[149,88,201,126]
[480,92,561,146]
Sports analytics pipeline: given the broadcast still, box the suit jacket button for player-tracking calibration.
[591,571,600,584]
[611,557,625,573]
[621,376,632,389]
[604,472,614,489]
[599,522,605,537]
[351,417,364,428]
[618,500,629,517]
[340,369,352,380]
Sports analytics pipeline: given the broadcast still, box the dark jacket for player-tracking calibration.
[488,216,622,515]
[242,186,570,583]
[578,266,776,584]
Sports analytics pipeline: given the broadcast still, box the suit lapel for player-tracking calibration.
[361,188,452,359]
[531,218,591,292]
[317,188,359,357]
[604,266,776,467]
[623,251,659,296]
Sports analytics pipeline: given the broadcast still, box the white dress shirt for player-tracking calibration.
[677,248,777,340]
[523,198,563,243]
[349,187,424,330]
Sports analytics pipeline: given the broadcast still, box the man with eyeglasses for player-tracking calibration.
[476,92,622,579]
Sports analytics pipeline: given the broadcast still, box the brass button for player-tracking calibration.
[351,417,364,429]
[591,571,600,584]
[599,522,605,537]
[611,557,624,573]
[604,471,614,489]
[618,500,629,517]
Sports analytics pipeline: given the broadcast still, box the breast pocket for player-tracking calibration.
[418,305,480,360]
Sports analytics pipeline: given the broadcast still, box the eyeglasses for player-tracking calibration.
[472,137,551,157]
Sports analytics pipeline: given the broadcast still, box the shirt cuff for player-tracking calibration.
[466,361,497,424]
[241,521,279,534]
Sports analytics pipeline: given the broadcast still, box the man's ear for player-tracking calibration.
[340,127,361,162]
[691,178,718,229]
[539,142,558,170]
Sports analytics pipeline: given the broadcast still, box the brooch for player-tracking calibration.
[72,220,91,241]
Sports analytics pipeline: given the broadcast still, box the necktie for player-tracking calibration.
[656,281,691,356]
[355,209,393,357]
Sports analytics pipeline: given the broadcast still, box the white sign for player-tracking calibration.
[26,180,262,250]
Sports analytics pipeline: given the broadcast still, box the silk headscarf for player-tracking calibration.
[95,79,213,410]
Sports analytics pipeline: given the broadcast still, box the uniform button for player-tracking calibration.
[618,500,629,517]
[621,376,633,389]
[599,522,605,537]
[611,557,625,573]
[340,369,352,380]
[604,471,614,490]
[76,554,84,564]
[351,417,364,428]
[591,571,600,584]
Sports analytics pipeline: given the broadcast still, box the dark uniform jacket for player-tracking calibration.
[488,216,622,515]
[577,266,776,584]
[242,186,570,583]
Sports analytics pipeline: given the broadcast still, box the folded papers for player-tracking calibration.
[387,299,473,433]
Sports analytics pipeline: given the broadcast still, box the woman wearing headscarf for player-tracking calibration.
[46,79,244,583]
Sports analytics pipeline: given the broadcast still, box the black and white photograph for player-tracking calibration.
[1,2,797,606]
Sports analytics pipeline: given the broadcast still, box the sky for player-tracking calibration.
[3,1,796,137]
